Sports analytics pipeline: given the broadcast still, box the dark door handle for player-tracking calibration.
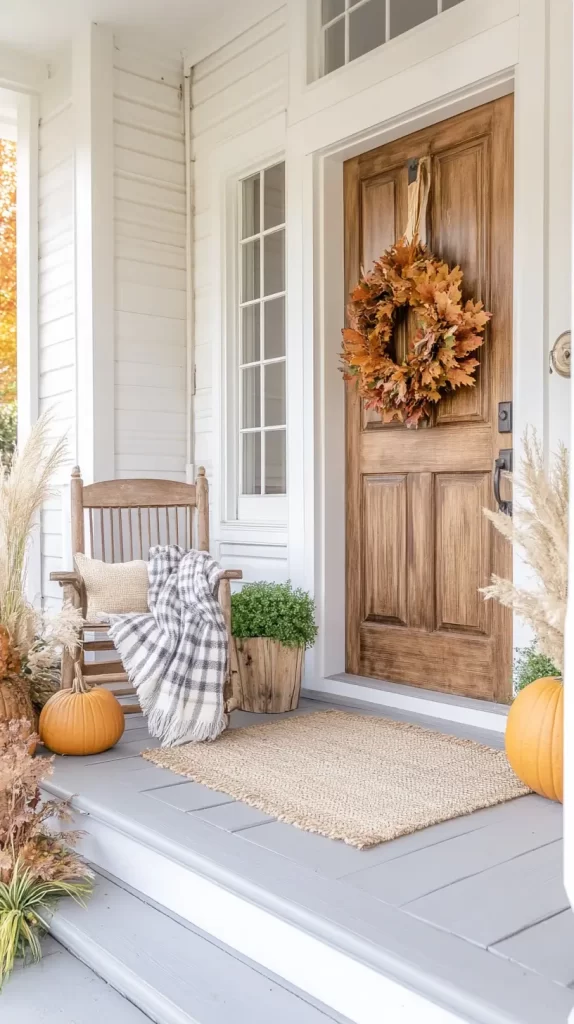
[493,449,513,516]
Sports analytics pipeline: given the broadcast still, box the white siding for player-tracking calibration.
[112,43,187,480]
[38,62,75,607]
[37,44,187,606]
[34,23,288,600]
[191,7,288,578]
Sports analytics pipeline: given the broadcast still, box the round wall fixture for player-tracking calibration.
[550,331,571,378]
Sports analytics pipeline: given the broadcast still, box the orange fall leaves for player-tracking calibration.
[340,237,491,427]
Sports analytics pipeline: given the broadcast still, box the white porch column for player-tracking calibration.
[72,22,115,483]
[16,92,41,602]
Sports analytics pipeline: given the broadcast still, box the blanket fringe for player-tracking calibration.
[147,704,226,746]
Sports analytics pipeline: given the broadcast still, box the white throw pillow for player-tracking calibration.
[75,552,149,618]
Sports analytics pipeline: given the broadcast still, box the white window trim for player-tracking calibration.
[318,0,461,79]
[293,0,505,108]
[225,158,288,527]
[207,112,287,553]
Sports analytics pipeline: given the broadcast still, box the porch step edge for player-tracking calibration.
[48,869,350,1024]
[42,776,574,1024]
[305,674,508,733]
[2,936,154,1023]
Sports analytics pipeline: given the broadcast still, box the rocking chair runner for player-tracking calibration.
[50,467,243,716]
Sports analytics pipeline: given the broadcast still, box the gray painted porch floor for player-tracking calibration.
[2,935,153,1022]
[42,696,574,1022]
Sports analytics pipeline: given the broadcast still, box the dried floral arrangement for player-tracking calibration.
[0,719,92,983]
[341,236,491,427]
[0,415,82,719]
[482,431,567,673]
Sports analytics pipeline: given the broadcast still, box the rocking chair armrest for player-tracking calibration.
[50,570,86,616]
[49,570,83,595]
[220,569,243,580]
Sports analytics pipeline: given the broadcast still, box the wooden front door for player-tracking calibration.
[345,97,513,702]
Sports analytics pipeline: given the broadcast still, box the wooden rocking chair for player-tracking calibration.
[50,467,242,716]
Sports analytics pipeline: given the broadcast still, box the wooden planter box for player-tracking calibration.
[235,637,304,713]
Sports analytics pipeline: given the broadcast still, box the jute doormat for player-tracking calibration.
[142,710,529,849]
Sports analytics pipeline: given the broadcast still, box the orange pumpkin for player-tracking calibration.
[40,665,125,756]
[505,676,563,802]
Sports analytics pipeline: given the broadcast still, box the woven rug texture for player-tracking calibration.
[143,710,529,848]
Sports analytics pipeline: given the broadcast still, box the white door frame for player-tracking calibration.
[304,73,517,685]
[284,0,567,690]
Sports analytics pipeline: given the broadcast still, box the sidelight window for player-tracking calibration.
[238,162,286,501]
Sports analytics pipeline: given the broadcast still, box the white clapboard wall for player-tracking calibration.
[36,18,291,604]
[112,42,187,482]
[37,44,187,605]
[191,6,289,583]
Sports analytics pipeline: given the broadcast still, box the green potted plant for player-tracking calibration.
[231,582,317,713]
[513,643,560,694]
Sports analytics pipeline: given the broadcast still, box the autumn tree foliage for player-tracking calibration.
[0,139,17,461]
[0,139,16,403]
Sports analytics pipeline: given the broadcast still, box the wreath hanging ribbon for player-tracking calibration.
[341,157,491,428]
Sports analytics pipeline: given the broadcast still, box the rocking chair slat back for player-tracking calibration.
[71,467,208,560]
[84,505,195,561]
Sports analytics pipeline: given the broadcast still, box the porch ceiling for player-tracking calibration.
[0,0,268,61]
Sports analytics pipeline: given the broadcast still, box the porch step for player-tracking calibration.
[43,736,574,1024]
[48,869,350,1024]
[3,935,153,1023]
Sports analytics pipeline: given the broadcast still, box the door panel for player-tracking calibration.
[362,475,407,625]
[345,97,513,701]
[434,473,491,635]
[433,141,489,424]
[361,177,398,268]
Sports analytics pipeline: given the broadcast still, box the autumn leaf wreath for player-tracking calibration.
[340,235,491,428]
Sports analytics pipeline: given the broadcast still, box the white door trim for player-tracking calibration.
[287,71,518,684]
[285,0,564,694]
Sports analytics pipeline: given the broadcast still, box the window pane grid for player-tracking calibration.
[321,0,463,75]
[239,290,285,310]
[239,163,286,498]
[240,222,286,247]
[321,0,372,30]
[321,9,346,29]
[240,425,286,434]
[240,356,286,370]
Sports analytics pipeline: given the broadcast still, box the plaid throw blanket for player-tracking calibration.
[108,546,228,746]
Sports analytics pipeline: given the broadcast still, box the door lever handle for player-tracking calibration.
[493,449,513,516]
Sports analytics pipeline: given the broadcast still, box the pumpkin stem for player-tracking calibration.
[73,663,90,695]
